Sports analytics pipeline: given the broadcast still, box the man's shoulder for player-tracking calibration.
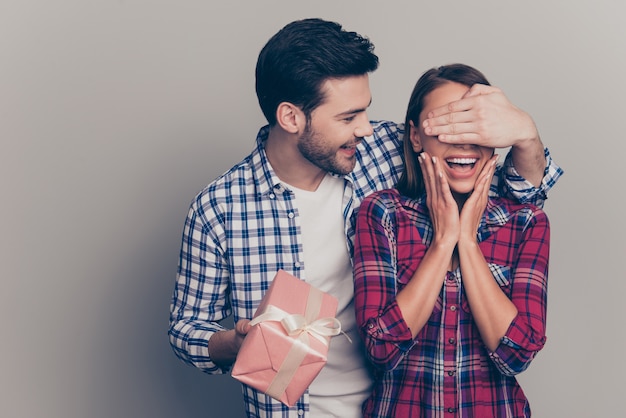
[193,152,258,206]
[357,120,404,167]
[350,121,406,195]
[368,120,404,142]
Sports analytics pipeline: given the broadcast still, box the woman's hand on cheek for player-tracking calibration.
[459,155,498,242]
[419,152,460,248]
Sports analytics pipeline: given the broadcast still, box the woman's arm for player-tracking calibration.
[395,154,458,338]
[492,209,550,375]
[457,156,518,351]
[457,240,519,351]
[353,193,419,371]
[459,204,550,375]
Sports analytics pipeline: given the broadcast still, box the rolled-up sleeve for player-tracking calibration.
[498,148,564,208]
[489,209,550,376]
[168,198,231,374]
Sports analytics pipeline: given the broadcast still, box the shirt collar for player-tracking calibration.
[250,125,285,197]
[483,198,513,227]
[408,195,513,230]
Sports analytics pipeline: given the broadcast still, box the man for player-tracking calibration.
[168,18,562,418]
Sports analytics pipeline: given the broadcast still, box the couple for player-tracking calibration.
[169,18,562,418]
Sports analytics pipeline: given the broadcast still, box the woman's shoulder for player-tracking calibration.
[362,188,403,206]
[361,188,426,216]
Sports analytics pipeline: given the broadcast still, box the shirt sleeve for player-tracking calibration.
[489,208,550,376]
[168,198,231,374]
[494,147,564,208]
[353,194,416,372]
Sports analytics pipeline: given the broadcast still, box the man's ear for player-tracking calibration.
[275,102,305,134]
[409,120,423,153]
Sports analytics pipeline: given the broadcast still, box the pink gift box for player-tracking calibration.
[231,270,340,406]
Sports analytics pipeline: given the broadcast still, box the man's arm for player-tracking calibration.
[168,202,234,374]
[510,135,545,188]
[422,84,546,187]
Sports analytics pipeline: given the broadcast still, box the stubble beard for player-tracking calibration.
[297,124,357,176]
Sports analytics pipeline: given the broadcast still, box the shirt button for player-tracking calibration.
[288,212,295,218]
[269,193,276,199]
[448,370,455,376]
[447,407,456,413]
[450,305,457,311]
[297,409,304,416]
[448,338,455,344]
[294,262,301,268]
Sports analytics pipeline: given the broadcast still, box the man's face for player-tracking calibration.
[297,75,373,176]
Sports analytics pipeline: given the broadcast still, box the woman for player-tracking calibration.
[353,64,550,417]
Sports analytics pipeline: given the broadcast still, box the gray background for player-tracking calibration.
[2,1,624,417]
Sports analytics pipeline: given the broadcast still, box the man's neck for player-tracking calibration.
[264,129,326,191]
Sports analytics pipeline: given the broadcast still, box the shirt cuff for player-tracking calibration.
[501,147,563,206]
[489,314,546,376]
[364,301,416,350]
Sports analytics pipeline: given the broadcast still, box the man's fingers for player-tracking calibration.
[235,319,251,335]
[462,83,502,98]
[428,84,503,120]
[426,98,470,120]
[424,120,476,138]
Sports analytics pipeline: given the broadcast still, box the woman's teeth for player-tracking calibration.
[446,157,477,168]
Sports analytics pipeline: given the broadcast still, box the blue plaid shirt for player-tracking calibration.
[168,121,563,417]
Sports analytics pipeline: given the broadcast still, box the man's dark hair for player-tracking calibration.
[255,18,379,126]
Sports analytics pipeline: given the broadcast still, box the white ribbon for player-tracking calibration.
[249,305,342,346]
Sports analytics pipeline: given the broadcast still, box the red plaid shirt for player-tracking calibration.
[353,189,550,417]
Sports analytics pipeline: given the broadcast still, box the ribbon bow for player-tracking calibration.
[249,305,341,346]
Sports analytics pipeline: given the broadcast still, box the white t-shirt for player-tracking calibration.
[287,174,373,418]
